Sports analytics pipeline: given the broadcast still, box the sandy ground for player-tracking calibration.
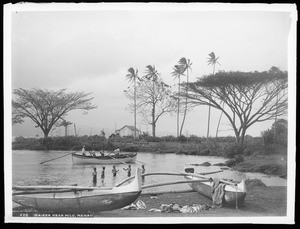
[96,185,287,218]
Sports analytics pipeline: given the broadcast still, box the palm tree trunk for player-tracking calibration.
[206,105,211,142]
[206,65,215,142]
[177,76,180,137]
[134,79,137,139]
[180,68,189,136]
[215,102,224,138]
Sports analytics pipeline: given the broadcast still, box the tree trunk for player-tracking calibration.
[215,102,224,138]
[206,105,211,142]
[177,77,180,137]
[134,79,137,139]
[152,123,156,138]
[43,130,50,138]
[180,69,189,136]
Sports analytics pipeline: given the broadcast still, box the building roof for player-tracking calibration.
[116,125,140,132]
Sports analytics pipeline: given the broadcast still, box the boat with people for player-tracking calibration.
[71,151,137,164]
[12,168,142,213]
[184,167,246,206]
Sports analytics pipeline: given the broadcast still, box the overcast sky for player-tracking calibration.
[9,3,293,138]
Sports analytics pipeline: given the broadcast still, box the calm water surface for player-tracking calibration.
[12,150,286,193]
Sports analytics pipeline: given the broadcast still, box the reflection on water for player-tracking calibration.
[12,150,286,193]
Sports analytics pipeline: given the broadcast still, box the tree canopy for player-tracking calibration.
[12,88,96,137]
[184,67,288,145]
[125,67,176,137]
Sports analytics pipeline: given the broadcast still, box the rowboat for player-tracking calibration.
[71,152,137,164]
[184,168,246,206]
[13,168,142,213]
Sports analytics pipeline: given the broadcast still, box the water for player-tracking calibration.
[12,150,286,194]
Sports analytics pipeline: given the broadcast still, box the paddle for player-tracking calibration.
[121,153,147,165]
[39,152,74,165]
[107,155,129,165]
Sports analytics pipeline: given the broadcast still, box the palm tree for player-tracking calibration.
[57,119,73,136]
[144,65,159,137]
[178,57,192,136]
[126,67,139,139]
[171,64,184,137]
[207,52,220,141]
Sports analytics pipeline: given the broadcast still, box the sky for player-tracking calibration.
[8,3,294,138]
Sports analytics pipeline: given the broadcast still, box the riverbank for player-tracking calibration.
[12,135,287,178]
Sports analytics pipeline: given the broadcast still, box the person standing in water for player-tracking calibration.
[92,167,97,186]
[112,165,119,177]
[123,164,131,177]
[141,165,146,183]
[101,167,105,179]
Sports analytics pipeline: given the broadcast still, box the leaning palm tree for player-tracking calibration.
[57,119,73,137]
[178,57,192,136]
[126,67,139,139]
[207,52,220,141]
[171,64,184,137]
[143,65,160,137]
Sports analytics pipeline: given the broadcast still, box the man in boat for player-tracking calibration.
[114,148,120,156]
[90,149,96,157]
[112,165,119,177]
[82,145,86,156]
[123,164,131,177]
[100,150,105,157]
[92,167,97,186]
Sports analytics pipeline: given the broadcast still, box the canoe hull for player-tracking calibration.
[13,168,142,213]
[13,191,141,213]
[71,153,137,164]
[186,176,246,206]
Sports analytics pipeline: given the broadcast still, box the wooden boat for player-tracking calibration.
[13,169,142,213]
[184,168,246,206]
[71,152,137,164]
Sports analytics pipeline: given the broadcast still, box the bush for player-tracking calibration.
[245,178,266,187]
[223,143,245,158]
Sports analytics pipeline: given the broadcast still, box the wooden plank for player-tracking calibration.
[141,179,210,189]
[12,185,113,191]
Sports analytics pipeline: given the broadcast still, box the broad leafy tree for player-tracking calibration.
[125,66,176,137]
[12,88,96,137]
[184,68,288,145]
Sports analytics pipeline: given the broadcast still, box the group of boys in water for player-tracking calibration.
[85,145,145,186]
[92,164,145,186]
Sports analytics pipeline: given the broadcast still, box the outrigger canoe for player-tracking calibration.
[71,152,137,164]
[13,169,142,213]
[184,168,246,206]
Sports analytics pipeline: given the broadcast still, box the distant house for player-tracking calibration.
[115,125,141,138]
